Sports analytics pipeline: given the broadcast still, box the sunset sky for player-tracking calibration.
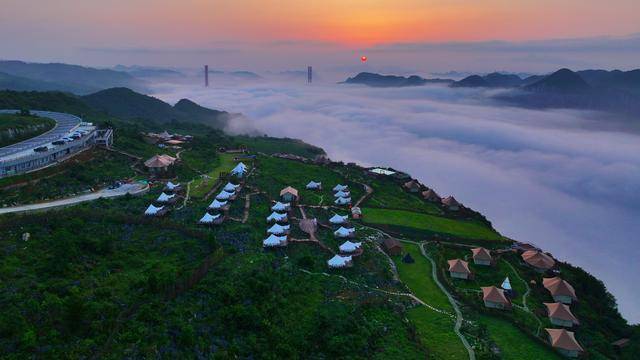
[2,0,639,73]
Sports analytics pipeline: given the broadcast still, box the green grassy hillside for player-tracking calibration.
[0,89,636,359]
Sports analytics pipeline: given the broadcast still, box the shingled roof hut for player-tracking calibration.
[546,329,584,358]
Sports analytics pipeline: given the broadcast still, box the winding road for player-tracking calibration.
[0,183,148,215]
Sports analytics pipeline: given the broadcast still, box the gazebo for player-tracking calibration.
[144,154,176,174]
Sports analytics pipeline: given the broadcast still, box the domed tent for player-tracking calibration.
[339,241,362,253]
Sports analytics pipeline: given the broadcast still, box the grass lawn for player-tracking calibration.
[393,243,451,310]
[408,307,468,360]
[190,153,241,198]
[237,136,325,159]
[477,314,562,360]
[363,208,503,241]
[392,243,467,359]
[366,180,442,215]
[251,156,363,205]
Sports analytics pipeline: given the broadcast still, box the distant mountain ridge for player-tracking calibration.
[343,72,453,87]
[81,87,230,129]
[524,68,591,93]
[452,68,640,93]
[487,68,640,116]
[0,60,148,95]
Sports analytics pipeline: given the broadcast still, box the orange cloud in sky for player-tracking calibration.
[2,0,639,48]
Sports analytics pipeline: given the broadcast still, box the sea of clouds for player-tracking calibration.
[153,82,640,323]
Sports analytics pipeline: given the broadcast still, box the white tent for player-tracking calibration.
[271,202,290,212]
[339,241,362,253]
[267,223,290,235]
[266,212,288,223]
[334,190,350,198]
[223,182,238,192]
[329,214,348,224]
[334,197,352,205]
[165,181,180,190]
[208,199,227,210]
[333,184,348,192]
[334,227,355,238]
[501,277,512,291]
[230,162,247,177]
[306,181,322,189]
[144,204,164,216]
[327,255,353,268]
[156,192,175,203]
[199,213,221,224]
[263,234,288,247]
[216,191,233,200]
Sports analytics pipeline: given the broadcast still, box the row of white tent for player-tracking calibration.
[333,184,351,205]
[145,181,183,216]
[263,223,290,247]
[200,181,240,224]
[263,198,292,247]
[215,181,240,201]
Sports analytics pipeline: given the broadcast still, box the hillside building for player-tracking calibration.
[482,286,512,309]
[471,247,493,266]
[280,186,299,203]
[447,259,471,279]
[545,302,580,327]
[543,277,578,304]
[0,110,100,178]
[546,329,584,358]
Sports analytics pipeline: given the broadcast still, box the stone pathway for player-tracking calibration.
[176,180,193,210]
[354,183,373,208]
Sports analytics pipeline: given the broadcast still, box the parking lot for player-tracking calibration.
[0,110,82,160]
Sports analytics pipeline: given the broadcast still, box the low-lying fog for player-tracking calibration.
[153,81,640,323]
